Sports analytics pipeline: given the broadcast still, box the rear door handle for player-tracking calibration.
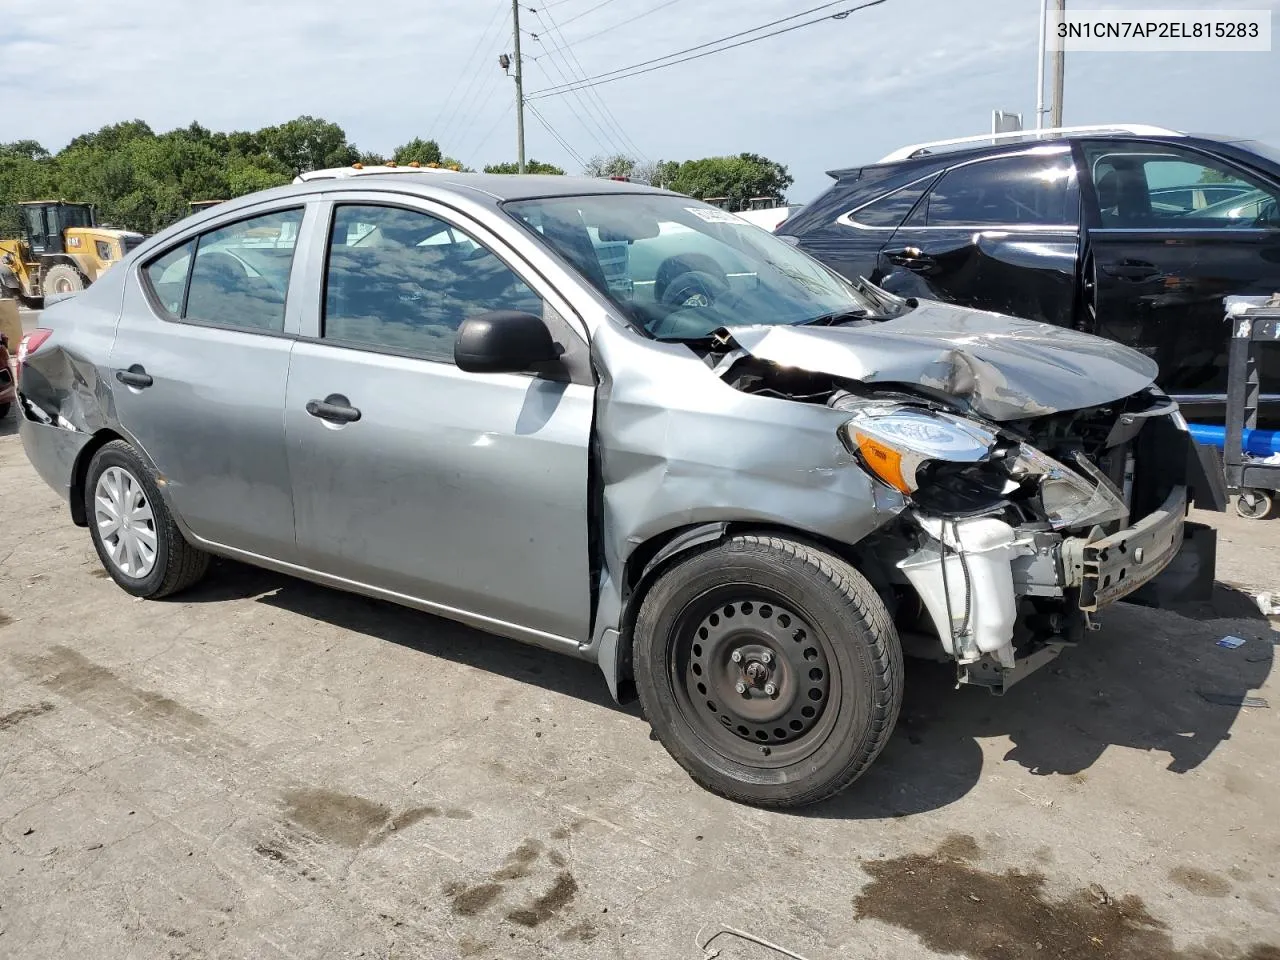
[305,394,362,424]
[115,365,153,388]
[1100,259,1160,281]
[884,246,936,270]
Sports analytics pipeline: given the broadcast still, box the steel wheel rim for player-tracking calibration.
[94,466,158,578]
[670,588,839,768]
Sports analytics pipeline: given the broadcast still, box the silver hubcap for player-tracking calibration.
[94,466,157,578]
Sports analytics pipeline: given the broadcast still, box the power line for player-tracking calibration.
[531,4,648,161]
[469,102,517,163]
[527,54,621,157]
[525,101,589,169]
[432,0,508,133]
[556,0,624,28]
[438,8,512,145]
[529,0,887,99]
[557,0,684,49]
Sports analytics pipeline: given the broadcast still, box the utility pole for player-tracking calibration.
[1049,0,1066,127]
[513,0,527,174]
[1035,0,1047,130]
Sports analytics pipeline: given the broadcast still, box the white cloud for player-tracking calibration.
[1,0,1277,200]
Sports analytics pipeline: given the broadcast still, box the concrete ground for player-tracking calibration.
[0,416,1277,960]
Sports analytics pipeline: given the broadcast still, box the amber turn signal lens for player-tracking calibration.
[853,432,912,493]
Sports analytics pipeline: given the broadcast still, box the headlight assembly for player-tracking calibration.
[1008,445,1128,529]
[837,407,998,494]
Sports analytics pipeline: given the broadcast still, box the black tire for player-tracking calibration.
[42,263,85,297]
[0,401,10,420]
[85,440,209,598]
[634,534,903,808]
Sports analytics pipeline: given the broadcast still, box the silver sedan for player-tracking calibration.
[17,174,1212,806]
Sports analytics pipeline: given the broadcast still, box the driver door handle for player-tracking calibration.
[1100,258,1160,281]
[306,394,362,424]
[884,246,936,271]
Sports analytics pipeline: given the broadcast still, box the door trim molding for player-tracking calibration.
[185,533,589,659]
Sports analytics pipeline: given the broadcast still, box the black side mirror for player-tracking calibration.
[454,310,560,375]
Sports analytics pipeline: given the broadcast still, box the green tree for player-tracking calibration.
[392,138,466,170]
[0,140,50,161]
[259,116,359,176]
[583,154,636,179]
[483,159,565,175]
[659,153,792,211]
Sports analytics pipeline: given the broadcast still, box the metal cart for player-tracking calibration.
[1223,296,1280,519]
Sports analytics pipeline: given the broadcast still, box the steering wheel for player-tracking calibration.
[660,270,730,309]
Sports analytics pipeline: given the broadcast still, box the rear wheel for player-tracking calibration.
[0,402,9,420]
[42,263,85,297]
[634,534,903,808]
[85,441,209,597]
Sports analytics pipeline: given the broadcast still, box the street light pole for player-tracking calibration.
[513,0,527,174]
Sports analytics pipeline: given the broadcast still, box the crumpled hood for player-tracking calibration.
[721,300,1160,420]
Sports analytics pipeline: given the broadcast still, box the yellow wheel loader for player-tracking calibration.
[0,201,145,305]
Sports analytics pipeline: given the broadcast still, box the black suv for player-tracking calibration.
[778,125,1280,417]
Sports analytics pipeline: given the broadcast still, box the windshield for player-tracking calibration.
[504,193,874,340]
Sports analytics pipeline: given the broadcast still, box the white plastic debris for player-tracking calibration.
[1255,592,1280,616]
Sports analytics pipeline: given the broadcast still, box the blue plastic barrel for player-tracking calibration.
[1188,422,1280,456]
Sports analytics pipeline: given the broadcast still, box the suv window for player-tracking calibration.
[921,153,1080,227]
[845,176,936,228]
[142,209,303,331]
[323,204,543,362]
[1084,143,1280,228]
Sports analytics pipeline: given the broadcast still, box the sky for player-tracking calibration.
[1,0,1277,202]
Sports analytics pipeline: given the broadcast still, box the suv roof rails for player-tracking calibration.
[877,123,1184,164]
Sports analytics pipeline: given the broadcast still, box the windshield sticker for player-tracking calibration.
[687,207,748,225]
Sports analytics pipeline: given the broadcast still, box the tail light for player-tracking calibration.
[16,328,52,386]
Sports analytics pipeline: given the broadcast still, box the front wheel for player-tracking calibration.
[634,534,903,808]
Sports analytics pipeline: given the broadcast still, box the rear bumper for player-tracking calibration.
[19,403,91,504]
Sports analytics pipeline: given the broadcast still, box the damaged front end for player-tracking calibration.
[712,317,1220,694]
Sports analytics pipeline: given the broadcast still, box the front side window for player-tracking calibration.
[1085,142,1280,228]
[144,241,194,317]
[323,204,543,362]
[505,193,876,341]
[141,208,302,331]
[921,153,1079,227]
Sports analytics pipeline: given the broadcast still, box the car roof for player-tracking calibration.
[203,173,674,218]
[826,131,1214,180]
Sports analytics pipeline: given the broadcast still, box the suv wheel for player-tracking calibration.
[86,440,209,597]
[633,534,903,808]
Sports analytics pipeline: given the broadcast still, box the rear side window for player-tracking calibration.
[845,176,935,227]
[141,208,303,332]
[322,204,544,363]
[921,154,1079,227]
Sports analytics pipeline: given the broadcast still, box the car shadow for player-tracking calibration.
[178,560,1273,819]
[807,583,1275,819]
[0,414,19,438]
[179,558,628,715]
